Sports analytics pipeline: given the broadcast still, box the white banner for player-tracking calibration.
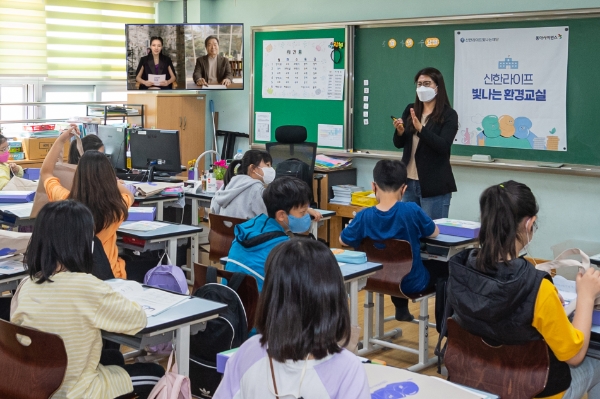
[262,38,335,100]
[454,27,569,151]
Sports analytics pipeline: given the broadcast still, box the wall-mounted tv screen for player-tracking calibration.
[125,24,243,91]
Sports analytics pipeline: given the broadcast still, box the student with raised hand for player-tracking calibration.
[11,201,164,399]
[448,180,600,399]
[214,238,370,399]
[40,125,134,279]
[68,133,104,164]
[210,149,274,219]
[340,160,442,323]
[224,177,313,291]
[0,134,23,190]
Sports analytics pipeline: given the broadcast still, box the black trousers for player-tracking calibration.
[100,349,165,399]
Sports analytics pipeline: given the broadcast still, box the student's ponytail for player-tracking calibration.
[476,180,538,272]
[222,150,273,188]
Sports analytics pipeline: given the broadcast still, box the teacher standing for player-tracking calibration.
[392,67,458,219]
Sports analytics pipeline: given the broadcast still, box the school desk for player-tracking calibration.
[102,290,226,377]
[0,202,34,230]
[117,221,203,285]
[220,256,382,325]
[0,268,27,292]
[134,195,180,221]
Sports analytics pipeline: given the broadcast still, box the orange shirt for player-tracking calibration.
[44,177,133,279]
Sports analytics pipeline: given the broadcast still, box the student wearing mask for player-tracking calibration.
[224,177,313,292]
[0,134,23,190]
[392,67,459,220]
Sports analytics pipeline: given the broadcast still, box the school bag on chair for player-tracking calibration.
[147,350,192,399]
[189,267,248,398]
[144,253,189,356]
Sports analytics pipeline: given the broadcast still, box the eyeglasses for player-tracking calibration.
[0,146,9,153]
[416,81,435,88]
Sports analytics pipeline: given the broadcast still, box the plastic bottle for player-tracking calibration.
[206,167,217,193]
[233,149,244,160]
[201,170,206,191]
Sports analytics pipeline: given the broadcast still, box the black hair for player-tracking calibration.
[205,35,219,48]
[406,67,451,133]
[68,134,104,165]
[150,36,163,46]
[256,238,351,361]
[373,159,407,192]
[25,200,95,284]
[263,176,311,218]
[477,180,539,272]
[223,150,272,187]
[0,134,6,145]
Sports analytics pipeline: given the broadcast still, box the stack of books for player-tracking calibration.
[330,185,362,205]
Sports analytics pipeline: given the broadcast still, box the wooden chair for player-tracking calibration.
[357,238,438,371]
[208,214,246,263]
[0,318,68,399]
[445,318,549,399]
[193,263,259,333]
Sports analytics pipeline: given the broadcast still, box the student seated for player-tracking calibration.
[339,159,441,322]
[68,133,105,164]
[448,181,600,399]
[11,200,164,399]
[41,126,134,279]
[0,134,23,190]
[210,149,274,219]
[210,149,322,222]
[214,238,370,399]
[225,176,312,291]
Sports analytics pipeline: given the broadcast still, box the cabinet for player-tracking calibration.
[127,93,206,174]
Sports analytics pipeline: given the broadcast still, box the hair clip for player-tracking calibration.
[499,184,504,188]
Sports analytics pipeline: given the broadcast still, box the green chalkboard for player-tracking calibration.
[353,18,600,165]
[253,28,346,148]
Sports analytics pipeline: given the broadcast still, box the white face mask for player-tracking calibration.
[255,166,276,185]
[416,86,437,102]
[519,218,537,263]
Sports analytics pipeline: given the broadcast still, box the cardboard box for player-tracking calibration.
[126,207,156,221]
[434,218,481,239]
[21,137,70,161]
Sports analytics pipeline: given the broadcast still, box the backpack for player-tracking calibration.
[144,254,189,295]
[190,267,248,398]
[275,158,315,206]
[144,254,189,355]
[147,350,192,399]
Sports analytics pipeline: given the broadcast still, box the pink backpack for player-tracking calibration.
[148,350,192,399]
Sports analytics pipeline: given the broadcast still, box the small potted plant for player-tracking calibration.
[187,159,196,180]
[213,160,228,189]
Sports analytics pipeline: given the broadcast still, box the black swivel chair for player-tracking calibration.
[266,125,319,206]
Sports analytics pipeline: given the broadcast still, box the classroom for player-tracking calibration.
[1,0,600,398]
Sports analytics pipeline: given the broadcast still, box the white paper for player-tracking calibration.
[262,38,334,100]
[317,124,344,148]
[255,112,272,141]
[363,103,369,110]
[129,207,156,214]
[364,88,369,94]
[0,256,25,275]
[363,111,369,118]
[364,80,369,86]
[364,119,369,125]
[327,69,345,100]
[148,74,166,86]
[201,85,227,90]
[105,279,189,317]
[0,203,33,218]
[120,221,168,232]
[363,96,369,102]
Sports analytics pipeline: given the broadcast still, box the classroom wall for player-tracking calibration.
[157,0,600,258]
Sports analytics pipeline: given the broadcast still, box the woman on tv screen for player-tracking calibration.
[135,36,177,90]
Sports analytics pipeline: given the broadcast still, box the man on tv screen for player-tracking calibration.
[192,36,233,87]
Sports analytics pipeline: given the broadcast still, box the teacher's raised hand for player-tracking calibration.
[393,118,405,135]
[409,108,423,132]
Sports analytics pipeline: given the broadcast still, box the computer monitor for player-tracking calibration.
[97,126,127,170]
[129,129,182,180]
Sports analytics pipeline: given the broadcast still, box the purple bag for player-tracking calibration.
[143,254,188,355]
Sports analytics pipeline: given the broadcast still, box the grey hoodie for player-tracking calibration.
[209,174,267,219]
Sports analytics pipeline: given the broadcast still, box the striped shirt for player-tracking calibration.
[11,272,147,399]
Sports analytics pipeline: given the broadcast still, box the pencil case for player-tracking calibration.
[331,249,367,264]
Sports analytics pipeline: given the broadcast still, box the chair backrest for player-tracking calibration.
[358,238,413,297]
[192,263,259,332]
[208,213,246,263]
[0,318,68,399]
[445,318,549,399]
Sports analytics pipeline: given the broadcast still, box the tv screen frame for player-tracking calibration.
[125,23,244,91]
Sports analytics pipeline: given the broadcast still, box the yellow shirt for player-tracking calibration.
[532,278,584,399]
[0,162,24,190]
[11,273,147,399]
[44,177,133,279]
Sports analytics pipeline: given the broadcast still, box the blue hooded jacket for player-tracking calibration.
[225,214,289,291]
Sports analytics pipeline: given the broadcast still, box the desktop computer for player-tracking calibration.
[97,125,127,170]
[129,128,183,183]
